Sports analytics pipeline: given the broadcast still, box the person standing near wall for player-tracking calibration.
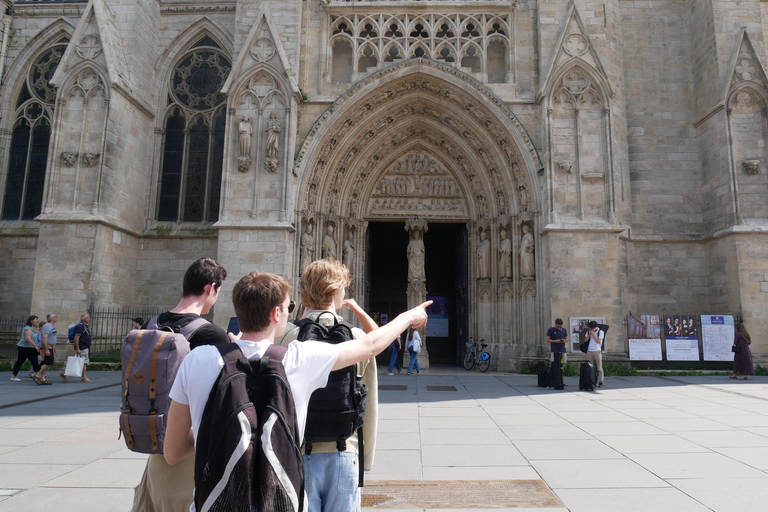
[585,321,605,388]
[546,318,568,364]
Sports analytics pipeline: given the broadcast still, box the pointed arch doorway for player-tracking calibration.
[366,221,469,367]
[294,59,545,371]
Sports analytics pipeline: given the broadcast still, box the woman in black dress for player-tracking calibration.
[730,323,754,380]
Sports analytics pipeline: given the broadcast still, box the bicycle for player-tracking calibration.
[463,337,491,372]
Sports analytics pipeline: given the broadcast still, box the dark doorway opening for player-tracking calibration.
[366,221,467,366]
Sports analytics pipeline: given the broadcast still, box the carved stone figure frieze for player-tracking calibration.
[82,153,100,167]
[499,229,512,280]
[322,224,337,260]
[742,159,760,174]
[300,223,315,274]
[477,229,491,280]
[520,224,535,278]
[61,152,78,167]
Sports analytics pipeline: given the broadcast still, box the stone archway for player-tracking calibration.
[294,59,544,369]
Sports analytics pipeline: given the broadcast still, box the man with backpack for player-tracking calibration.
[280,259,379,512]
[163,271,430,512]
[130,257,229,512]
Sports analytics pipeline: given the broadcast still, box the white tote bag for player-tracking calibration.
[64,355,84,378]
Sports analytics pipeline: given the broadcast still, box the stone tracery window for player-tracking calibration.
[157,37,231,223]
[2,41,67,220]
[329,13,510,82]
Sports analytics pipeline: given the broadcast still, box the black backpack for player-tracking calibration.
[292,313,367,486]
[194,342,304,512]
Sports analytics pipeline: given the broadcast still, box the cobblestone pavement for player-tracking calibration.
[0,369,766,511]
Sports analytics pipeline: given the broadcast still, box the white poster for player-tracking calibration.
[701,315,735,362]
[629,338,663,360]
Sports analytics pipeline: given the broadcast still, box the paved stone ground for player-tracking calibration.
[0,369,766,511]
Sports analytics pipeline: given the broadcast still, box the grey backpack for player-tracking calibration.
[119,316,208,454]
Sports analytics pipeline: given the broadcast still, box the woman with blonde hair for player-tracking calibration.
[730,323,754,380]
[406,326,422,375]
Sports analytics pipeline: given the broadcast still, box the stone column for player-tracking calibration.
[405,217,429,369]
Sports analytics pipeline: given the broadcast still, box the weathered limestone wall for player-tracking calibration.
[732,233,768,360]
[133,237,218,309]
[88,224,139,308]
[543,230,626,354]
[621,0,702,236]
[0,234,37,317]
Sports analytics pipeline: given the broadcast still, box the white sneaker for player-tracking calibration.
[10,377,21,382]
[386,372,394,376]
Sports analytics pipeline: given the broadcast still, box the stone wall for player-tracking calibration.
[0,234,37,317]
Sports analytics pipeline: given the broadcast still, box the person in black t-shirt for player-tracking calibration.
[132,257,228,512]
[546,318,569,363]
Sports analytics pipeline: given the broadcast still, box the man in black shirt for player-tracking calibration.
[132,257,228,512]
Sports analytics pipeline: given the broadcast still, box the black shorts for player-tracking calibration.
[43,351,54,366]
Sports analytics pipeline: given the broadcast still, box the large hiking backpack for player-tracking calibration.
[289,313,368,486]
[194,343,304,512]
[119,316,208,454]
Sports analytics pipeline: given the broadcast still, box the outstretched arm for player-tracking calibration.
[334,301,431,370]
[341,299,378,333]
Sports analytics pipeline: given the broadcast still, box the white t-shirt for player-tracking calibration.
[169,339,339,447]
[587,329,604,352]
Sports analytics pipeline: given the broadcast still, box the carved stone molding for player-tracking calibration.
[61,152,78,167]
[160,5,236,14]
[742,159,760,174]
[75,34,102,61]
[82,153,100,167]
[563,33,589,57]
[557,161,574,174]
[237,155,252,173]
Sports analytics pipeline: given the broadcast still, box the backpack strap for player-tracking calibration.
[179,317,210,341]
[147,315,160,330]
[148,331,172,451]
[278,322,300,346]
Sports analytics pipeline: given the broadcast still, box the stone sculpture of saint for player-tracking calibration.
[407,229,425,281]
[343,231,354,268]
[520,224,535,277]
[477,229,491,279]
[238,117,252,157]
[265,112,281,159]
[499,229,512,279]
[322,224,337,260]
[300,223,314,274]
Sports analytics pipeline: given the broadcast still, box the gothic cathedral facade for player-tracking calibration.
[1,0,767,370]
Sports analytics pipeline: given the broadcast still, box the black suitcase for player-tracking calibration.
[537,366,551,387]
[551,352,564,390]
[579,361,597,391]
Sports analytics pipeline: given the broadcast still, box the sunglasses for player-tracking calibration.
[284,300,295,314]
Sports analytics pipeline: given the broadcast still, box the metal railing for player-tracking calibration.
[0,317,26,359]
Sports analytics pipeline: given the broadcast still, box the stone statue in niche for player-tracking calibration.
[499,228,512,280]
[343,231,355,269]
[237,117,252,173]
[82,153,100,167]
[407,229,426,281]
[322,224,337,260]
[300,223,314,274]
[520,224,535,278]
[477,229,491,280]
[61,152,78,167]
[264,111,282,173]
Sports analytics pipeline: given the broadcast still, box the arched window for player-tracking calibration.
[157,37,231,222]
[2,41,66,220]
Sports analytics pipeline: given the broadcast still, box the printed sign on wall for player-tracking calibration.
[628,314,662,360]
[664,314,700,361]
[701,315,735,362]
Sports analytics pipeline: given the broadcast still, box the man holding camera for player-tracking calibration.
[585,321,605,388]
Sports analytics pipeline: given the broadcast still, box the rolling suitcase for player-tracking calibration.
[537,366,551,387]
[551,352,564,390]
[579,361,597,391]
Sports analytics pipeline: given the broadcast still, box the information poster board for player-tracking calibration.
[664,314,700,361]
[628,314,662,360]
[426,296,449,337]
[569,317,605,352]
[701,315,735,361]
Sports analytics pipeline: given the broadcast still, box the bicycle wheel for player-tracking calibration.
[478,353,491,373]
[463,352,475,370]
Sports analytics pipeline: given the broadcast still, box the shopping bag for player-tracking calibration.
[64,355,84,378]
